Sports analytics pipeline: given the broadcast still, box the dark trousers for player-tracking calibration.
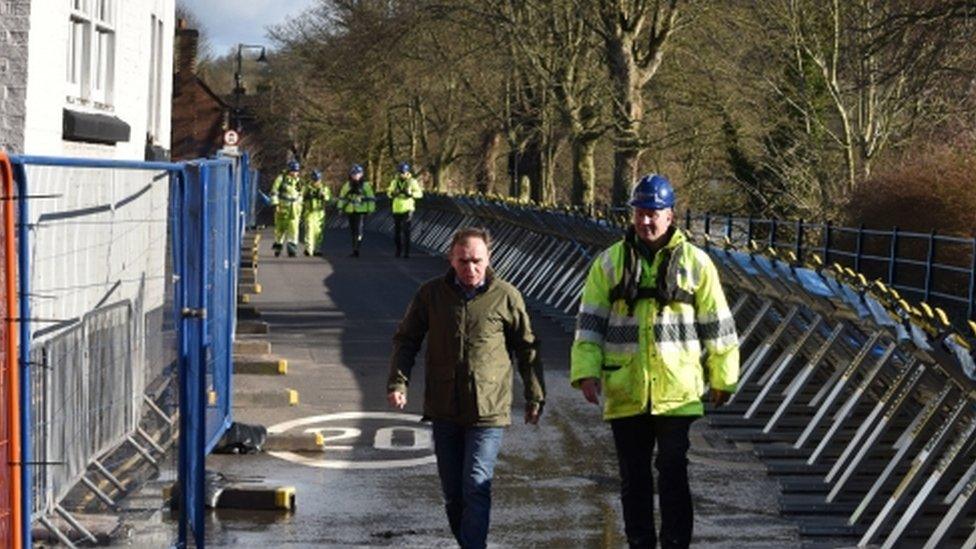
[347,213,364,251]
[393,212,412,256]
[610,413,696,549]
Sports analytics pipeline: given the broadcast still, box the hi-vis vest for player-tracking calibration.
[338,181,376,214]
[570,227,739,419]
[270,173,303,205]
[387,175,423,214]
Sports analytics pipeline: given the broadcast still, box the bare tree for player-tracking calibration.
[590,0,681,205]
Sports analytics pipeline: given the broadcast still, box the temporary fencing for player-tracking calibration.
[6,152,250,548]
[364,193,976,548]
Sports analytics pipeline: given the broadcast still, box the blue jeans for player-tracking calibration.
[432,420,504,549]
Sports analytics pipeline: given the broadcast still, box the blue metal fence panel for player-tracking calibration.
[6,154,248,548]
[203,160,235,453]
[178,162,206,547]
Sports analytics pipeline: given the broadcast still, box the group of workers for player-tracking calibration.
[268,160,423,258]
[271,159,741,548]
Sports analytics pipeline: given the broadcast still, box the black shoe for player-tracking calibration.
[354,249,360,257]
[403,253,409,259]
[303,250,311,257]
[274,249,281,257]
[273,243,282,257]
[395,249,402,258]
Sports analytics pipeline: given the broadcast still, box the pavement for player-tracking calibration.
[112,226,801,548]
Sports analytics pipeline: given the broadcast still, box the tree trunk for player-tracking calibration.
[508,142,541,199]
[475,129,502,194]
[606,34,645,205]
[540,137,560,205]
[430,161,445,192]
[571,137,597,207]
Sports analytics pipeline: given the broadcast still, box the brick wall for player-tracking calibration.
[0,0,31,153]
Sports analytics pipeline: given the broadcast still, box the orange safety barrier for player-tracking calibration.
[0,151,21,548]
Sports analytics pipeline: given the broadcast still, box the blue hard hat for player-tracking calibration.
[349,164,364,176]
[629,174,675,210]
[397,162,411,174]
[288,160,301,172]
[311,170,322,181]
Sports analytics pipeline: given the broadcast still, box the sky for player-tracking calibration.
[179,0,317,56]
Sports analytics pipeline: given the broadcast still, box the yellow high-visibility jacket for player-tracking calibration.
[387,175,423,214]
[270,173,303,206]
[337,181,376,214]
[570,227,739,419]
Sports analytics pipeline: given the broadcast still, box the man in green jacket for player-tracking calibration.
[570,174,739,549]
[270,160,304,257]
[386,161,423,258]
[388,227,545,549]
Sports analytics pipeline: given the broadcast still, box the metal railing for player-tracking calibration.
[680,211,976,327]
[364,193,976,548]
[7,152,251,548]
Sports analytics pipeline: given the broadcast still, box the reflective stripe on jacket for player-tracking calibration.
[570,227,739,419]
[387,175,423,214]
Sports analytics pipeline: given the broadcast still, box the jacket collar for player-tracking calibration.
[444,267,495,299]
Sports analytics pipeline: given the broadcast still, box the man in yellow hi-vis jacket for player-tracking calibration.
[570,174,739,549]
[302,169,331,256]
[336,164,375,258]
[270,160,304,257]
[387,161,423,258]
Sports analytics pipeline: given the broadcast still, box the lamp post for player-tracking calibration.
[232,43,268,131]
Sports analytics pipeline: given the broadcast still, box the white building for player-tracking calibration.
[0,0,174,159]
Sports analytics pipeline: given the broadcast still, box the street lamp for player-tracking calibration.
[233,43,268,131]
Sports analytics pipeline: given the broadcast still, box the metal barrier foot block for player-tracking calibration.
[237,320,270,334]
[233,389,299,408]
[238,293,251,304]
[264,432,324,452]
[239,283,262,294]
[233,356,287,375]
[233,339,272,355]
[216,485,296,511]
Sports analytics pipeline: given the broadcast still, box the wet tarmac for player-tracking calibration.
[113,227,800,548]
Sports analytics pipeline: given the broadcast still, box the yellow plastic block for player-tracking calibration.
[287,389,299,406]
[275,487,296,510]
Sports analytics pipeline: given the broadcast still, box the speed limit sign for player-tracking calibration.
[223,129,240,146]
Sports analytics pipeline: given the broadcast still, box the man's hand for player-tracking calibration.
[579,377,601,405]
[524,402,542,425]
[709,388,732,407]
[387,390,407,410]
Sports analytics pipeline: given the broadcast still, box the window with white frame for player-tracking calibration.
[66,0,116,108]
